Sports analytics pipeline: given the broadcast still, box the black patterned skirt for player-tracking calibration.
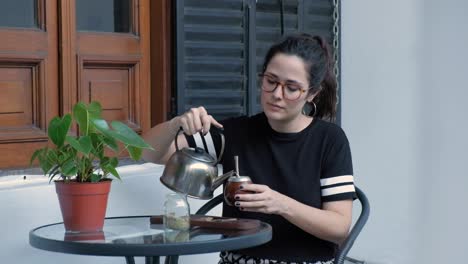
[218,251,334,264]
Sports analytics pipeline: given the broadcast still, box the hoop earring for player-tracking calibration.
[302,101,317,116]
[311,101,317,117]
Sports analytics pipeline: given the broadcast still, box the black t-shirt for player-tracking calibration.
[185,113,355,263]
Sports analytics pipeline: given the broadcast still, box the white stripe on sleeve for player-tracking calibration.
[193,133,204,150]
[320,175,354,187]
[204,131,217,159]
[321,185,355,196]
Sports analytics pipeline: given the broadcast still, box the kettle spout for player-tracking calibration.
[212,170,234,190]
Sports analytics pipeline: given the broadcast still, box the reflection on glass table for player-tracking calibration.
[30,216,272,264]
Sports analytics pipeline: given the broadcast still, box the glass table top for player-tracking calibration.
[30,216,272,256]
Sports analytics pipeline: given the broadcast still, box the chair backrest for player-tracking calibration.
[195,193,224,215]
[335,186,370,264]
[194,186,370,264]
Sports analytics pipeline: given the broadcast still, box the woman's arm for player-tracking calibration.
[282,197,352,244]
[142,107,223,164]
[236,184,352,244]
[141,117,183,164]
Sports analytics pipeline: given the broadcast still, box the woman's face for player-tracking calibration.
[260,53,315,123]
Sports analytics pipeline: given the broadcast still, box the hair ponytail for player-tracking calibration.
[311,36,337,121]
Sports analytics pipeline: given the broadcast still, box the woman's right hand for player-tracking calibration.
[171,106,223,135]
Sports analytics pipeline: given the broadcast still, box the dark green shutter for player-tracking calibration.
[175,0,248,120]
[175,0,338,120]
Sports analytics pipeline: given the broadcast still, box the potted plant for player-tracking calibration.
[31,101,153,233]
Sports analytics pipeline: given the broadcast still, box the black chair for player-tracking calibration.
[165,186,370,264]
[335,187,370,264]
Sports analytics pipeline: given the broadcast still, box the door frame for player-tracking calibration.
[150,0,172,126]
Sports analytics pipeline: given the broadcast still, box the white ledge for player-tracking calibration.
[0,163,165,192]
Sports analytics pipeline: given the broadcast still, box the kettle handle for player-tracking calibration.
[217,130,225,164]
[174,128,184,151]
[174,127,225,164]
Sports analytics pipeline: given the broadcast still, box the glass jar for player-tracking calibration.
[163,192,190,231]
[163,229,190,243]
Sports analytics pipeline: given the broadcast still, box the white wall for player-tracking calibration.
[341,0,468,263]
[419,0,468,263]
[0,163,222,264]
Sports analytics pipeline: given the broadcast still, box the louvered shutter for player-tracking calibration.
[302,0,335,40]
[175,0,248,120]
[174,0,338,120]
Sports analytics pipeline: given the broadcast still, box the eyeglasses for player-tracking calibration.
[258,73,309,101]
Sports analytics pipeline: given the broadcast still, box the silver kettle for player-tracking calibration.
[160,128,234,199]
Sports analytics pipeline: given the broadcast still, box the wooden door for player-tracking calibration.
[0,0,151,169]
[0,0,59,168]
[60,0,150,134]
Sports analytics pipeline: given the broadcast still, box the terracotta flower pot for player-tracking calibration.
[64,231,105,242]
[55,180,111,233]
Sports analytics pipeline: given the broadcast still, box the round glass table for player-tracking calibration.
[29,216,272,264]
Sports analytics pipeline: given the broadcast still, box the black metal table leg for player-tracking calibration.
[125,256,136,264]
[146,256,160,264]
[164,255,179,264]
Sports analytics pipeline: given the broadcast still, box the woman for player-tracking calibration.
[143,34,355,264]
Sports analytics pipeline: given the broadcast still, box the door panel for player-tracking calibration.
[77,55,143,133]
[0,0,58,168]
[0,67,32,127]
[0,56,48,142]
[60,0,150,133]
[81,66,132,127]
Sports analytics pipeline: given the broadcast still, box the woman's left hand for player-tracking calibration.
[234,184,290,215]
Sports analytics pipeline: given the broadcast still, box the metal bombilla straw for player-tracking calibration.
[234,156,240,178]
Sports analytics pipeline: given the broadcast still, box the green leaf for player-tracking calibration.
[30,149,44,166]
[65,135,93,155]
[101,134,119,152]
[89,133,103,158]
[79,136,92,155]
[74,102,102,136]
[49,172,61,184]
[38,150,53,174]
[48,114,71,147]
[46,150,59,164]
[90,173,101,183]
[127,145,143,160]
[61,160,77,177]
[109,157,119,167]
[102,162,120,180]
[88,101,102,123]
[73,102,90,136]
[39,156,52,175]
[48,165,60,178]
[100,156,110,166]
[107,166,120,180]
[109,121,153,149]
[92,120,121,152]
[92,119,111,135]
[66,136,82,153]
[88,101,102,120]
